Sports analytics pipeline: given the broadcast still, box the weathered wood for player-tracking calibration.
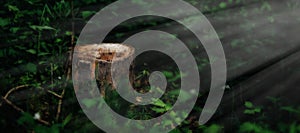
[73,43,135,95]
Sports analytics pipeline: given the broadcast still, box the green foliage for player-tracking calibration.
[62,114,73,128]
[81,11,96,19]
[239,122,274,133]
[0,18,10,27]
[281,106,300,114]
[30,25,56,31]
[151,98,171,113]
[1,0,300,132]
[244,101,262,115]
[17,112,73,133]
[24,62,37,73]
[18,112,35,127]
[203,124,223,133]
[17,112,63,133]
[219,2,227,9]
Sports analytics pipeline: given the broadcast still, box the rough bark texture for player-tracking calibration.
[74,43,135,95]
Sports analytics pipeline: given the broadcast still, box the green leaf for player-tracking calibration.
[62,114,72,127]
[204,124,223,133]
[38,52,50,56]
[163,71,173,78]
[0,18,10,27]
[39,61,47,65]
[50,124,60,133]
[244,109,255,115]
[165,104,172,110]
[245,101,254,108]
[289,122,297,133]
[81,11,96,19]
[30,25,56,31]
[8,5,19,12]
[169,89,180,95]
[115,33,124,38]
[151,98,166,107]
[266,96,280,103]
[142,70,149,75]
[17,112,35,127]
[253,108,261,113]
[219,2,227,9]
[26,0,42,5]
[25,63,37,73]
[239,122,274,133]
[281,106,300,114]
[26,49,37,54]
[65,31,72,36]
[10,27,20,33]
[34,125,50,133]
[239,122,262,133]
[168,72,184,82]
[151,107,166,113]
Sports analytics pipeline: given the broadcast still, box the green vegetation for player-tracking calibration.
[0,0,299,132]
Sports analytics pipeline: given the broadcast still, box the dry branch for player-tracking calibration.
[0,96,50,125]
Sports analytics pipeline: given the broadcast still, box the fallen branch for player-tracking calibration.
[4,84,29,99]
[1,96,50,125]
[0,85,61,126]
[0,85,30,107]
[1,96,24,112]
[47,90,62,99]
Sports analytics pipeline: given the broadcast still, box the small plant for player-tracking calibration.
[239,122,274,133]
[17,112,72,133]
[244,101,262,115]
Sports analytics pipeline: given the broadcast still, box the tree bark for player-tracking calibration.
[74,43,135,96]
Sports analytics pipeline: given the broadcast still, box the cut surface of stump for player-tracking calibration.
[74,43,135,96]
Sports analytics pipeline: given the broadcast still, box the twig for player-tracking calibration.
[1,85,54,125]
[1,96,24,112]
[37,119,50,126]
[32,85,62,99]
[1,96,50,125]
[47,90,62,99]
[56,53,71,120]
[55,89,65,120]
[2,84,59,101]
[4,85,29,99]
[55,0,75,121]
[0,85,30,106]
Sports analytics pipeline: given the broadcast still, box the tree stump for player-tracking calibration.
[73,43,135,96]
